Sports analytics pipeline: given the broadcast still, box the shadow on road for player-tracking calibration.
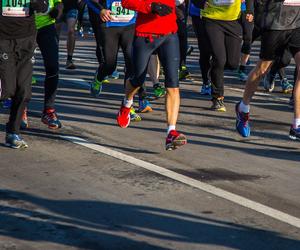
[0,190,299,250]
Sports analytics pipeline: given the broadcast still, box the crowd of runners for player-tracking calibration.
[0,0,300,151]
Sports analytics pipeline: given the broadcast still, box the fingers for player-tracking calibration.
[100,9,113,22]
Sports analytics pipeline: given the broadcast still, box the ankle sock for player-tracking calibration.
[123,98,133,108]
[239,101,250,113]
[167,125,176,134]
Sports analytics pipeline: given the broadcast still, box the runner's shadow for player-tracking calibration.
[0,189,299,250]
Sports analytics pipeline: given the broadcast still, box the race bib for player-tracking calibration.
[212,0,235,6]
[2,0,30,17]
[111,1,134,23]
[283,0,300,5]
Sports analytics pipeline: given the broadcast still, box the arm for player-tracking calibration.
[122,0,152,14]
[84,0,105,15]
[31,0,49,13]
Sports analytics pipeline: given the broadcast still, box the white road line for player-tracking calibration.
[60,135,300,229]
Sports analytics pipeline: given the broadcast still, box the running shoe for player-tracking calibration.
[288,97,294,110]
[263,73,275,92]
[280,78,293,94]
[110,70,120,79]
[238,70,248,82]
[211,97,226,112]
[130,107,142,122]
[41,108,62,129]
[153,83,166,98]
[179,65,191,81]
[289,126,300,140]
[32,76,37,85]
[5,133,28,149]
[138,99,153,113]
[235,102,250,137]
[166,130,187,151]
[117,105,131,128]
[103,76,110,84]
[200,83,212,96]
[21,107,29,129]
[90,78,103,97]
[66,59,76,70]
[2,99,12,109]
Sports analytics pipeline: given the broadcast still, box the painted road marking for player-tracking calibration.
[60,135,300,229]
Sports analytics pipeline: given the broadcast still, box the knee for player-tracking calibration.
[68,28,75,36]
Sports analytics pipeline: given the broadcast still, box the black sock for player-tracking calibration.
[239,65,246,72]
[67,55,72,61]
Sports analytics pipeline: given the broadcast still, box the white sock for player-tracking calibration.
[167,125,176,134]
[294,118,300,128]
[123,98,133,108]
[239,101,250,113]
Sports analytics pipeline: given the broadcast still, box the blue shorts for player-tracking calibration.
[57,9,78,23]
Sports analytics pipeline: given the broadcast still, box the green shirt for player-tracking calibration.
[35,0,61,30]
[201,0,241,21]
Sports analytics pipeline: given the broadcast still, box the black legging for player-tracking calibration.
[96,24,135,82]
[36,24,59,110]
[192,15,212,85]
[203,18,242,98]
[176,4,188,67]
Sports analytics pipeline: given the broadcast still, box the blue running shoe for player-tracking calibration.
[110,70,120,79]
[200,83,212,96]
[5,133,28,149]
[235,102,250,137]
[2,99,12,109]
[289,126,300,140]
[138,99,153,113]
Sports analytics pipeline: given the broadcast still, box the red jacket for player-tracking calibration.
[122,0,177,36]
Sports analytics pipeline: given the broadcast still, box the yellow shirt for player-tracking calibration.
[201,0,241,21]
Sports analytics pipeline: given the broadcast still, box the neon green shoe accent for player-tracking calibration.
[32,76,37,85]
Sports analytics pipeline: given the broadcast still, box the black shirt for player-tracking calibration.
[0,0,36,39]
[62,0,78,13]
[255,0,300,30]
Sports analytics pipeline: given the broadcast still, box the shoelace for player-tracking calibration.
[45,111,57,121]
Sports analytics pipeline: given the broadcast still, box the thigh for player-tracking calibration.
[37,25,59,70]
[224,21,242,68]
[289,28,300,57]
[100,27,119,65]
[204,19,226,66]
[158,34,180,88]
[260,30,288,60]
[0,39,16,100]
[120,25,135,75]
[131,37,154,85]
[66,9,78,30]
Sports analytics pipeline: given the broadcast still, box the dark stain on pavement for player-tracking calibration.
[172,168,269,182]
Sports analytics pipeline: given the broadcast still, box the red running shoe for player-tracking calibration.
[42,108,62,129]
[117,105,131,128]
[166,130,187,150]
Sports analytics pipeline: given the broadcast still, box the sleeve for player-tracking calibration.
[84,0,104,15]
[245,0,254,14]
[121,0,152,14]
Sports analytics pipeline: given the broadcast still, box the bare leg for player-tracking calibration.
[66,18,77,57]
[242,60,273,105]
[166,88,180,126]
[293,52,300,120]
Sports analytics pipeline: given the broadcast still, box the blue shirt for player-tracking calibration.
[189,2,200,17]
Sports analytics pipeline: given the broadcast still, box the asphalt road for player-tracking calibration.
[0,32,299,250]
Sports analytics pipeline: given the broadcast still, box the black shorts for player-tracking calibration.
[130,34,180,89]
[260,28,300,60]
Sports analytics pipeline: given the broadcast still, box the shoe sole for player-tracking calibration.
[5,142,28,149]
[289,134,300,141]
[212,107,226,112]
[166,136,187,151]
[42,120,62,130]
[138,106,153,113]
